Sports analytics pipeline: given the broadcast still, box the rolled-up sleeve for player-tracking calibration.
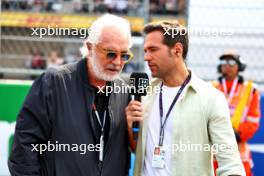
[8,72,54,176]
[208,91,245,176]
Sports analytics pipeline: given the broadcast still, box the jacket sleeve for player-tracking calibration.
[8,72,54,176]
[208,91,246,176]
[238,88,261,142]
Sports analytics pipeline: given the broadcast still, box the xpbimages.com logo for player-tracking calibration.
[31,25,90,38]
[96,82,161,96]
[31,141,101,154]
[163,27,234,38]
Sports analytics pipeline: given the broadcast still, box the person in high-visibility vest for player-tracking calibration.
[212,49,261,176]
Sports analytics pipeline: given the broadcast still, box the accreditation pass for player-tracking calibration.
[151,146,166,168]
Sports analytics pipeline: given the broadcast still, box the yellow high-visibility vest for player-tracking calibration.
[231,81,253,130]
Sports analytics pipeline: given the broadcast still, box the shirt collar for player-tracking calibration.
[148,70,201,97]
[186,70,200,94]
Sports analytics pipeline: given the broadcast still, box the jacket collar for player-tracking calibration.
[78,58,94,90]
[187,71,200,93]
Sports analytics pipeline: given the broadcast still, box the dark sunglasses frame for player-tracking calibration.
[95,44,133,62]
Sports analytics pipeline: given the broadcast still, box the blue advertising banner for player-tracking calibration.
[249,95,264,176]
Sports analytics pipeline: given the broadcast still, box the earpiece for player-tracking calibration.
[217,54,246,73]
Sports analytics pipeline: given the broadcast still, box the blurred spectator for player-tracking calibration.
[166,0,177,13]
[81,0,91,12]
[177,0,186,14]
[2,0,10,10]
[115,0,128,14]
[73,0,82,12]
[28,50,46,69]
[127,0,141,15]
[47,50,64,68]
[104,0,115,13]
[42,0,54,12]
[149,0,159,14]
[149,0,186,15]
[26,49,46,80]
[27,0,35,10]
[32,0,43,12]
[157,0,166,14]
[94,0,107,13]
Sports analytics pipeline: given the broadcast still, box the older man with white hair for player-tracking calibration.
[8,14,133,176]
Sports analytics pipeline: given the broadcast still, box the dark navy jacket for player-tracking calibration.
[8,59,130,176]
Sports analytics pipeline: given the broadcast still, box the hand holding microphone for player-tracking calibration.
[125,72,149,151]
[126,100,144,128]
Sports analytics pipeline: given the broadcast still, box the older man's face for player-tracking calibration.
[90,27,130,81]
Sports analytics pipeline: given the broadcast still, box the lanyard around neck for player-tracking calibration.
[222,77,238,103]
[92,104,106,133]
[158,73,191,146]
[92,104,106,162]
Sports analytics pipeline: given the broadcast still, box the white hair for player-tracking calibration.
[79,45,88,58]
[85,14,132,48]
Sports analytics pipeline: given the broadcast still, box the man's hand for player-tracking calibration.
[125,100,144,152]
[125,100,144,128]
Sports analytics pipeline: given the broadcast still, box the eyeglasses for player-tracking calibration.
[95,44,133,62]
[220,59,237,66]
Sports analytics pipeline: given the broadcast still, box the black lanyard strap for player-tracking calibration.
[158,73,191,146]
[93,104,106,162]
[92,104,106,133]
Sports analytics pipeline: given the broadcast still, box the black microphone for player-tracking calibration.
[129,72,149,140]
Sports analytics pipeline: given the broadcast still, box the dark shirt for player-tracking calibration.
[93,83,111,146]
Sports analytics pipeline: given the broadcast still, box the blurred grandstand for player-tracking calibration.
[1,0,186,14]
[0,0,186,79]
[1,0,264,91]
